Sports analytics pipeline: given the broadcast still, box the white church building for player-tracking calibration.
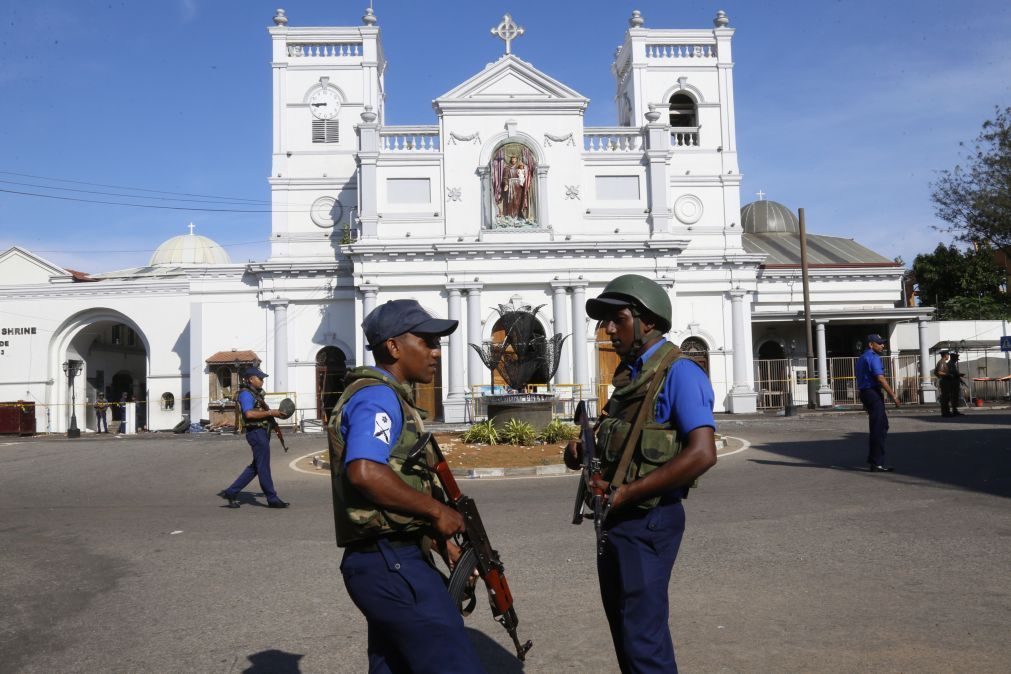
[0,9,935,433]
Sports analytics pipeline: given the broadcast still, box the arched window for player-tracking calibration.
[668,93,697,127]
[161,392,175,411]
[680,337,710,375]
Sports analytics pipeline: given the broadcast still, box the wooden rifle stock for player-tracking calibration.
[414,433,533,661]
[572,401,609,554]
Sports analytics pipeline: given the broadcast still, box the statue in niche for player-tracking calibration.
[490,142,537,228]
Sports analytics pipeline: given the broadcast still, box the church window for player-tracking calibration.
[161,393,175,411]
[312,119,340,143]
[680,337,710,375]
[488,142,538,229]
[668,93,697,127]
[111,325,122,345]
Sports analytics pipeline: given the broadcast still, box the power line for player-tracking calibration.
[0,187,314,213]
[25,239,272,254]
[0,170,272,205]
[0,178,270,206]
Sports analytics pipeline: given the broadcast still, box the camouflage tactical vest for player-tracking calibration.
[596,341,695,510]
[327,367,434,546]
[236,384,271,431]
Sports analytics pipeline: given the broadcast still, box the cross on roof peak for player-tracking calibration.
[756,190,766,201]
[491,14,524,55]
[188,222,196,235]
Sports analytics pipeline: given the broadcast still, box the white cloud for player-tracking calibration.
[179,0,198,23]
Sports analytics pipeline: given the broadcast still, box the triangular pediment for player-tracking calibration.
[0,246,71,286]
[435,55,588,111]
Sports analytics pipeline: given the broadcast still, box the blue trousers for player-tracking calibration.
[859,387,889,465]
[341,540,484,674]
[225,428,281,502]
[96,412,107,433]
[598,498,686,674]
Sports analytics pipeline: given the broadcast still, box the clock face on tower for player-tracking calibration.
[308,89,340,120]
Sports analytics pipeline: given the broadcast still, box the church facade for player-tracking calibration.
[0,9,932,433]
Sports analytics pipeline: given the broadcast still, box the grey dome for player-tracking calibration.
[741,200,798,234]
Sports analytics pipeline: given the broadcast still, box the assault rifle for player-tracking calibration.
[408,433,533,661]
[571,400,610,555]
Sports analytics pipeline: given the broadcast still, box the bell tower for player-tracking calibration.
[267,7,386,259]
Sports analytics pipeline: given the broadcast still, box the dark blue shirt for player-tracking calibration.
[856,348,884,390]
[341,368,405,466]
[237,389,256,415]
[629,339,716,436]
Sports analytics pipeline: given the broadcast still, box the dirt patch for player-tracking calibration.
[433,433,568,469]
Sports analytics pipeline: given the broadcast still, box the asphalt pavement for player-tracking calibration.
[1,409,1009,673]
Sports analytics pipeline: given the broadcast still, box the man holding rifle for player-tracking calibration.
[327,299,485,673]
[565,274,717,673]
[218,366,290,509]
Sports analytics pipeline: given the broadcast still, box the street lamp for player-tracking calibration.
[62,360,83,438]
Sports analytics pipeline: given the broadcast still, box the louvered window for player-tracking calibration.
[312,120,339,143]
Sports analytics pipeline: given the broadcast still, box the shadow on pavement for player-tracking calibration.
[468,628,525,673]
[243,649,304,673]
[748,412,1011,498]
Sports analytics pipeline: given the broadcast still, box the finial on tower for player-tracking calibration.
[362,6,377,26]
[714,10,730,28]
[188,222,196,236]
[645,104,661,123]
[629,10,645,28]
[491,14,525,55]
[361,104,377,123]
[273,8,288,26]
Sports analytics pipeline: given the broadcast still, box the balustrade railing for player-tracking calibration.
[379,127,441,152]
[287,42,362,58]
[645,43,717,59]
[671,128,700,147]
[583,128,645,152]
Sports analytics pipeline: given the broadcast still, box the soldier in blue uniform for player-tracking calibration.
[94,394,109,433]
[218,366,289,509]
[856,333,901,472]
[565,274,718,673]
[327,299,484,673]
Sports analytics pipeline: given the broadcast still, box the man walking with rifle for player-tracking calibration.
[218,366,290,509]
[565,274,717,673]
[327,299,486,673]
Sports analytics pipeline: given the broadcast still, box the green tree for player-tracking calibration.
[912,243,1009,319]
[931,106,1011,254]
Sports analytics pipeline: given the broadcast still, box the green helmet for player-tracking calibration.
[586,274,672,333]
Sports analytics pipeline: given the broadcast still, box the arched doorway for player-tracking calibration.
[680,337,710,375]
[595,325,621,404]
[50,309,152,434]
[316,346,347,421]
[412,354,443,421]
[758,340,785,360]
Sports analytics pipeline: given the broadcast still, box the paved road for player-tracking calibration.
[1,410,1009,673]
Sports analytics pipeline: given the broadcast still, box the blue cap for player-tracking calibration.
[867,333,886,345]
[363,299,457,349]
[240,365,268,379]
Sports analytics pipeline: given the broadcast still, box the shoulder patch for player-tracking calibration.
[374,412,392,444]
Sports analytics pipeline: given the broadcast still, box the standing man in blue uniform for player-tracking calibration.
[565,274,717,674]
[94,394,109,434]
[218,366,289,509]
[856,334,901,472]
[327,299,484,673]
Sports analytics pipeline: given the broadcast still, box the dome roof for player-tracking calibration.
[740,200,799,234]
[149,224,230,266]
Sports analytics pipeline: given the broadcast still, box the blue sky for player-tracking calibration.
[1,1,1009,273]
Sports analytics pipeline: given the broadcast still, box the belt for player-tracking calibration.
[345,533,422,554]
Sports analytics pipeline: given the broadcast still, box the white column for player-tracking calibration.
[728,290,758,413]
[551,282,572,386]
[815,319,834,408]
[360,285,378,366]
[271,300,289,392]
[444,286,467,422]
[918,316,937,403]
[466,286,484,388]
[571,283,590,400]
[357,108,380,239]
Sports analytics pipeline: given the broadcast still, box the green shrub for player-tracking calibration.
[501,418,537,446]
[539,419,580,443]
[461,419,498,445]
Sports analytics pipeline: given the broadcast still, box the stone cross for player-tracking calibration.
[491,14,524,55]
